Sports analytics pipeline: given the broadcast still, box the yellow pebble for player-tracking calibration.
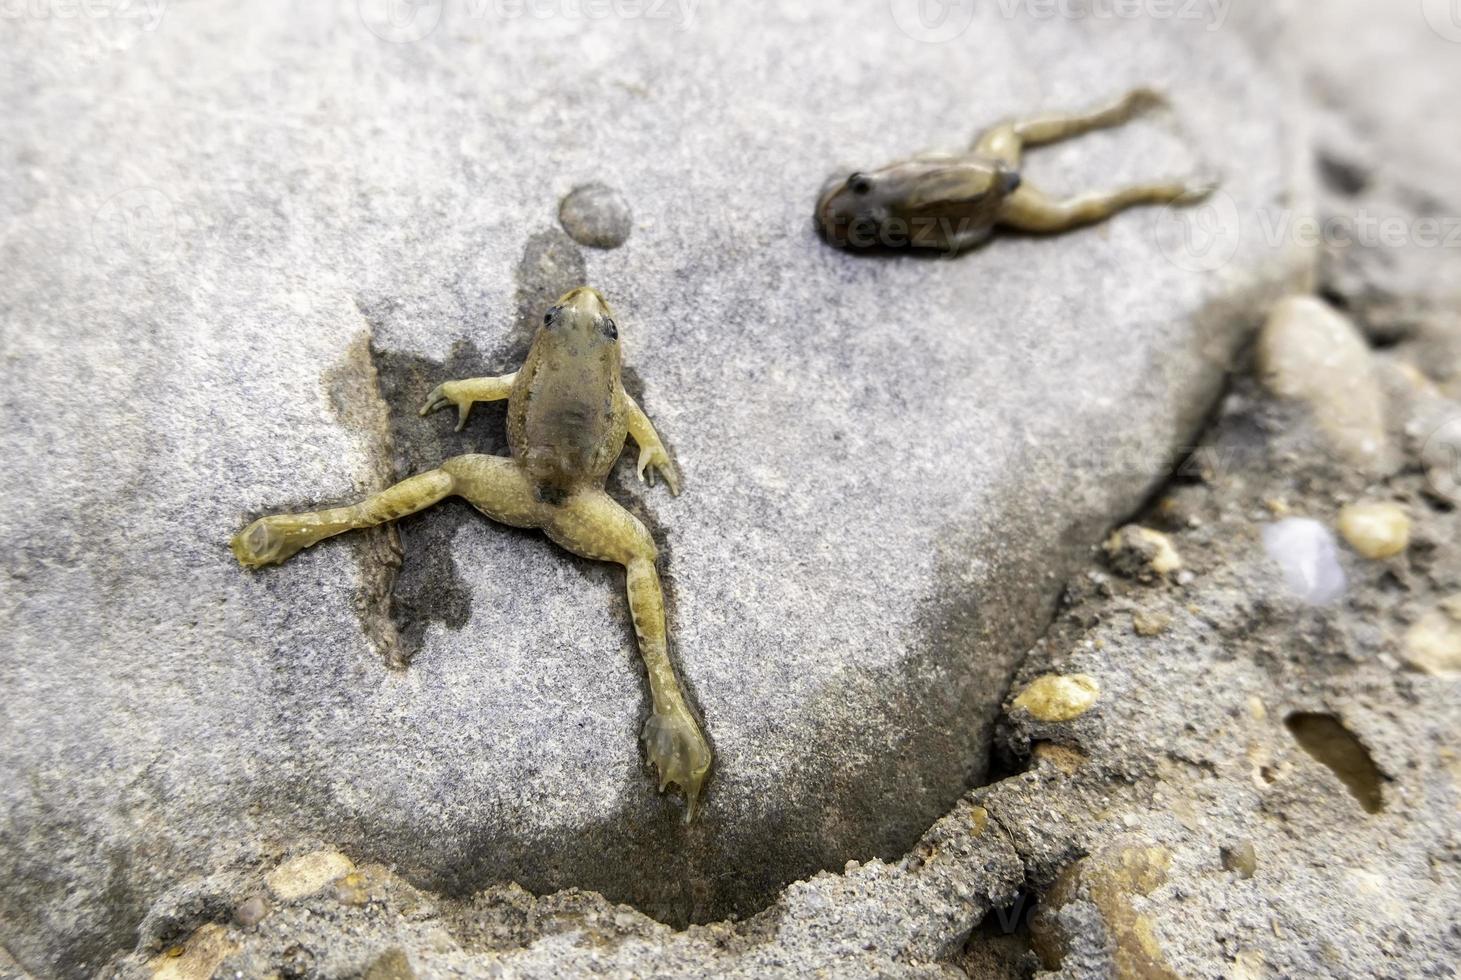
[1132,610,1171,637]
[1337,502,1411,559]
[1012,674,1100,722]
[1403,596,1461,676]
[266,850,356,902]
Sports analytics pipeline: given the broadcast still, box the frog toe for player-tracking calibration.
[1125,86,1167,112]
[1181,172,1222,203]
[230,517,310,568]
[641,708,712,822]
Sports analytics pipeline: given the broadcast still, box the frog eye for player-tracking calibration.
[849,173,872,195]
[544,306,560,325]
[600,317,618,340]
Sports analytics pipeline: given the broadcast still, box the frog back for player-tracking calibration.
[508,334,627,493]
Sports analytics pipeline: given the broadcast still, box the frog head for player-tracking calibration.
[541,286,621,350]
[815,159,1022,249]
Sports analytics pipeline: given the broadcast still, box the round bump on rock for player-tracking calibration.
[1012,674,1101,722]
[558,183,633,249]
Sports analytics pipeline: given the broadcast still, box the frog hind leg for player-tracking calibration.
[973,87,1170,167]
[971,122,1025,168]
[231,468,457,568]
[996,176,1215,234]
[231,454,541,568]
[544,488,711,822]
[1021,87,1169,146]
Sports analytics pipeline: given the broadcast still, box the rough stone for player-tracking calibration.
[266,851,355,902]
[146,925,237,980]
[1255,297,1389,473]
[101,299,1461,980]
[1403,597,1461,677]
[1,2,1302,972]
[1279,0,1461,340]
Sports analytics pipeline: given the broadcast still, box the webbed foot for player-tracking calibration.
[1177,172,1222,204]
[230,516,319,568]
[641,706,711,822]
[1121,86,1168,114]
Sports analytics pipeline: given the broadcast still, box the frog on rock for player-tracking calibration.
[816,88,1217,253]
[230,287,710,822]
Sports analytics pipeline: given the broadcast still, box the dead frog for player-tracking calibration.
[816,88,1216,253]
[230,286,711,821]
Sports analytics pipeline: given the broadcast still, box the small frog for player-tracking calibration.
[816,88,1215,253]
[230,286,711,821]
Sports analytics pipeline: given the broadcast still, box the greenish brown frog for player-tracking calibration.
[230,286,710,821]
[816,88,1215,253]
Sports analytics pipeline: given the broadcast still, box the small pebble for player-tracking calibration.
[1220,840,1258,878]
[1232,950,1266,980]
[147,924,238,980]
[334,871,372,906]
[1403,596,1461,676]
[558,182,633,248]
[1032,742,1087,773]
[1261,518,1347,605]
[1420,417,1461,503]
[233,894,268,928]
[1131,610,1171,636]
[363,947,416,980]
[1012,674,1100,722]
[1255,296,1388,472]
[1337,502,1411,559]
[266,850,355,902]
[1104,525,1182,582]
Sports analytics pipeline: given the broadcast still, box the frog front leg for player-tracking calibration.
[419,372,518,431]
[545,489,710,821]
[622,391,682,496]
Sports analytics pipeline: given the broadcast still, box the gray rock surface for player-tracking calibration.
[1280,0,1461,342]
[1,1,1302,973]
[99,307,1461,980]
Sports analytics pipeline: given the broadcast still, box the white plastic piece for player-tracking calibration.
[1261,518,1348,606]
